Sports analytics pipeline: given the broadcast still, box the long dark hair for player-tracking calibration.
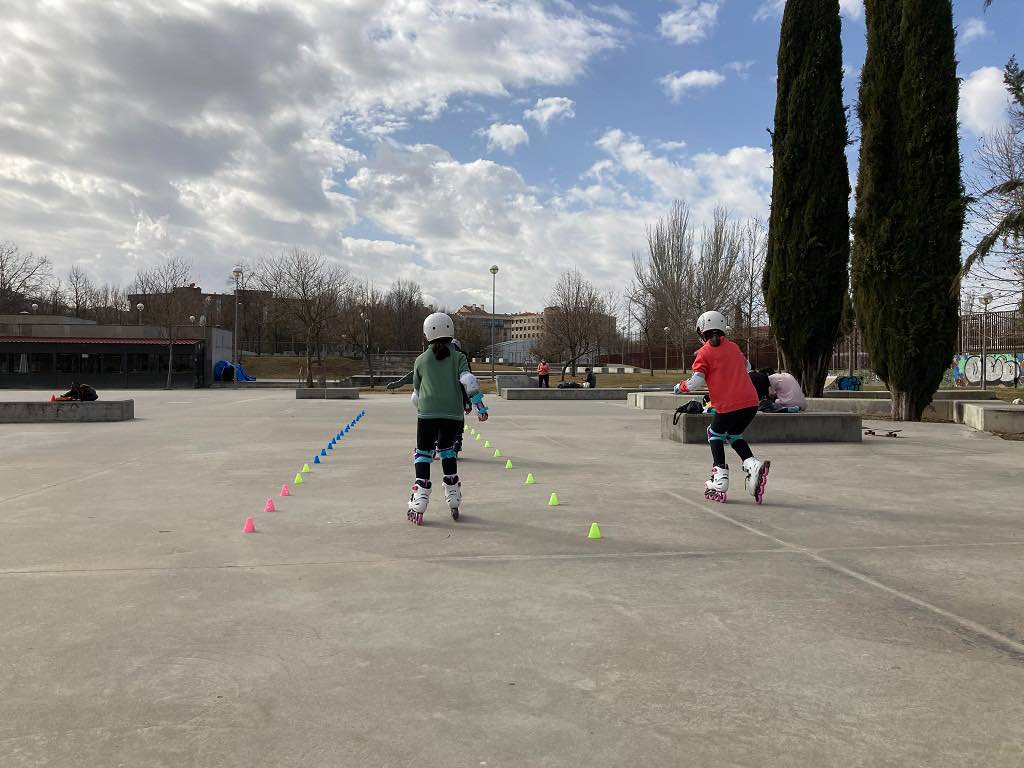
[704,330,724,348]
[432,337,452,360]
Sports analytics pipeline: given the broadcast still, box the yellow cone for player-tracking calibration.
[588,522,602,539]
[484,440,491,448]
[476,433,481,441]
[548,492,559,506]
[525,473,535,485]
[493,449,502,458]
[302,463,311,473]
[294,472,304,485]
[505,459,513,470]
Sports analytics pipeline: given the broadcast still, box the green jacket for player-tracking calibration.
[413,345,469,420]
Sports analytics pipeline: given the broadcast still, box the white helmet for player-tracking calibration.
[423,312,455,342]
[695,310,727,336]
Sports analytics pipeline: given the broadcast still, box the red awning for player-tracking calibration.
[0,336,201,345]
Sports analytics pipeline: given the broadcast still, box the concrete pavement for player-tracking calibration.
[1,390,1023,766]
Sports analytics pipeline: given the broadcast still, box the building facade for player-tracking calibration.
[0,315,231,389]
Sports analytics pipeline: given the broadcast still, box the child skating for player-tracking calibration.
[674,310,770,504]
[407,313,489,525]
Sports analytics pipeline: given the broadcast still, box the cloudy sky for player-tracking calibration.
[0,0,1020,311]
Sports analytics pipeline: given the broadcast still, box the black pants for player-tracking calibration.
[708,406,758,468]
[416,418,462,481]
[538,374,549,388]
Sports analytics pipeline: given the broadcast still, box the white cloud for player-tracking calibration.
[725,61,756,79]
[482,123,530,154]
[959,67,1011,136]
[660,1,722,45]
[524,97,577,130]
[755,0,863,22]
[589,4,634,25]
[960,18,991,45]
[0,0,617,290]
[660,70,727,101]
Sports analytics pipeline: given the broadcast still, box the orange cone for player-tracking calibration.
[49,394,56,402]
[243,516,256,533]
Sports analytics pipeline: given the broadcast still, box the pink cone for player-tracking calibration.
[264,498,276,513]
[279,484,290,497]
[243,516,256,533]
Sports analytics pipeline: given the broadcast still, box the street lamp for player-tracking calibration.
[189,315,196,326]
[490,264,499,386]
[980,292,993,390]
[663,325,670,374]
[136,302,144,325]
[232,266,243,374]
[31,302,39,313]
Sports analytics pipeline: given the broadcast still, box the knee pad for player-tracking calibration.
[707,427,729,444]
[438,445,457,460]
[414,449,433,465]
[727,433,743,445]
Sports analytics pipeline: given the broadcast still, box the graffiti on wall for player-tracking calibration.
[951,353,1024,387]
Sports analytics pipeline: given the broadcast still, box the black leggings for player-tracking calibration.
[415,418,463,481]
[708,406,758,468]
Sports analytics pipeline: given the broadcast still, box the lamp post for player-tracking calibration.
[136,302,144,325]
[490,264,499,386]
[231,266,243,386]
[31,302,39,313]
[663,325,670,374]
[980,292,993,390]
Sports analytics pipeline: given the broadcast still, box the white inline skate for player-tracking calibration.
[407,480,431,525]
[443,475,462,521]
[705,465,729,503]
[742,457,771,505]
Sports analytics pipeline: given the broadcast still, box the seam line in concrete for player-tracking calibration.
[668,491,1024,658]
[0,460,139,505]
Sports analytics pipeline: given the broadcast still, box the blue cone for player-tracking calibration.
[328,443,334,450]
[320,448,327,457]
[314,455,321,464]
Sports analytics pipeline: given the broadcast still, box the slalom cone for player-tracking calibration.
[588,522,602,540]
[548,492,559,506]
[505,459,513,470]
[328,443,334,451]
[294,472,304,485]
[49,394,56,402]
[313,455,321,465]
[484,440,491,448]
[264,499,276,513]
[525,473,535,485]
[280,483,290,497]
[302,463,311,473]
[320,448,327,457]
[475,433,482,441]
[243,516,256,533]
[494,449,502,458]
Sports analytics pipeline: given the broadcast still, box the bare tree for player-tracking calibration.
[256,249,350,388]
[736,218,768,359]
[0,241,52,313]
[384,279,429,350]
[131,256,196,389]
[537,268,611,377]
[67,265,94,318]
[455,315,489,360]
[338,281,388,385]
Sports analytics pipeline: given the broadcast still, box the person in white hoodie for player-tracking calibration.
[768,370,807,411]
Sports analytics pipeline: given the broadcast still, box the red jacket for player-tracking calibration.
[681,338,758,414]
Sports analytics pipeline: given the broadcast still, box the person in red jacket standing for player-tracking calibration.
[675,310,770,503]
[536,359,551,388]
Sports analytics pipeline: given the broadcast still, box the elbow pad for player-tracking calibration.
[687,372,707,391]
[460,371,480,395]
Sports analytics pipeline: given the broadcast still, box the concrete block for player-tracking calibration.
[822,390,998,401]
[495,374,536,395]
[295,388,359,399]
[661,411,862,443]
[0,400,134,423]
[503,388,631,401]
[959,403,1024,434]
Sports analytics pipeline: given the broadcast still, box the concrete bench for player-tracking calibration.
[495,374,536,395]
[661,411,862,443]
[822,390,998,401]
[295,388,360,400]
[957,402,1024,434]
[503,388,631,401]
[0,400,134,423]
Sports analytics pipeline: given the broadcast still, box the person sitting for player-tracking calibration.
[749,368,773,402]
[768,370,806,411]
[59,382,98,402]
[583,367,597,389]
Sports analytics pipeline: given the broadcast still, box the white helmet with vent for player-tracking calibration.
[423,312,455,342]
[695,310,727,336]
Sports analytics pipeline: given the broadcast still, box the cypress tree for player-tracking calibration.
[764,0,850,397]
[852,0,964,421]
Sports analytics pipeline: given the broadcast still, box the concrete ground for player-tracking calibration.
[2,390,1023,767]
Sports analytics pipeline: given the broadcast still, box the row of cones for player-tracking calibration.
[464,426,597,533]
[243,409,366,533]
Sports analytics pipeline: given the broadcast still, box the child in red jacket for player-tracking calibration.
[675,311,770,503]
